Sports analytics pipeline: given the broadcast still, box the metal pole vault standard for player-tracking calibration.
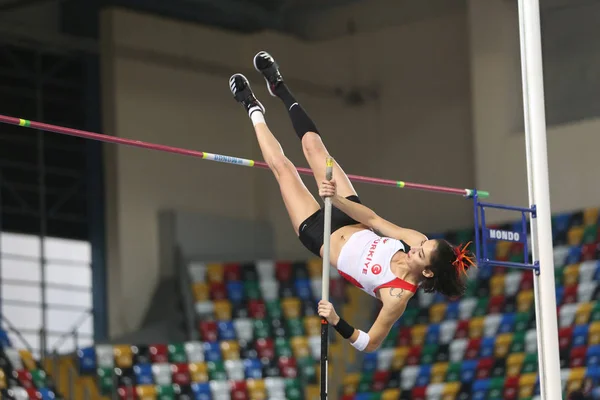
[517,0,561,397]
[320,157,334,400]
[0,114,490,198]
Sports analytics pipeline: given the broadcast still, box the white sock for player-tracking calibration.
[249,107,265,126]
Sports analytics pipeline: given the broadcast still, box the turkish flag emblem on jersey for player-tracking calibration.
[371,264,382,275]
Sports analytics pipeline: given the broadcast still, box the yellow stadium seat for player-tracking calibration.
[490,275,506,297]
[411,325,428,346]
[113,345,133,368]
[282,298,301,319]
[563,264,580,286]
[290,337,310,359]
[213,300,232,320]
[247,379,266,400]
[506,353,525,377]
[496,241,512,260]
[590,322,600,345]
[568,226,585,246]
[567,368,586,395]
[220,341,240,360]
[305,384,319,400]
[192,282,210,301]
[136,384,157,399]
[584,207,599,225]
[18,350,36,371]
[0,369,6,389]
[575,302,593,325]
[494,333,513,359]
[469,317,485,339]
[429,303,447,324]
[307,259,322,279]
[382,388,401,400]
[206,263,224,283]
[392,347,409,370]
[442,382,461,399]
[303,316,321,336]
[189,362,208,382]
[518,373,537,398]
[431,362,449,384]
[517,290,534,313]
[342,373,361,395]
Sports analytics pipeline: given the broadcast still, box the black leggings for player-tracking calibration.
[298,196,362,257]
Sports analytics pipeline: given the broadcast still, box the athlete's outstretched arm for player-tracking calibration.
[319,300,406,352]
[320,180,427,244]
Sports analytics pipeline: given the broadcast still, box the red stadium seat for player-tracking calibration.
[149,344,168,363]
[563,285,579,304]
[224,263,241,281]
[231,381,249,400]
[455,320,470,339]
[559,327,574,351]
[255,338,275,360]
[406,346,422,366]
[569,346,587,368]
[15,369,33,389]
[372,371,390,392]
[277,356,298,378]
[210,282,228,300]
[581,243,598,261]
[397,327,412,347]
[275,261,293,282]
[330,278,345,299]
[25,388,39,399]
[488,295,505,314]
[476,358,494,380]
[199,321,218,342]
[503,376,519,400]
[118,386,138,400]
[171,363,191,385]
[248,300,267,319]
[520,272,534,291]
[411,386,427,400]
[464,338,482,360]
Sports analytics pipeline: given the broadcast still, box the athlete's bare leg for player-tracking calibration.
[253,51,358,198]
[229,73,319,234]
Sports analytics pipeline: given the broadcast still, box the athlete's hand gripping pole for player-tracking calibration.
[320,157,333,400]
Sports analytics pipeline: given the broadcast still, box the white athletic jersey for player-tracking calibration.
[336,229,418,298]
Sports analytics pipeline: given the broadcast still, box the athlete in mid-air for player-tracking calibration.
[228,51,476,353]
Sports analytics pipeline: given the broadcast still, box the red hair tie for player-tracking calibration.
[452,241,476,276]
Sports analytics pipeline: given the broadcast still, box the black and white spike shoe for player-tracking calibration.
[253,51,285,97]
[229,73,265,116]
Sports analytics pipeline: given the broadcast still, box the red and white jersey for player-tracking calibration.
[336,229,418,298]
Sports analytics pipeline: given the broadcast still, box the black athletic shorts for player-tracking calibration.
[298,195,362,257]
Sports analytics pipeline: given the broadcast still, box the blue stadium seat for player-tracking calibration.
[37,388,56,400]
[573,325,589,347]
[445,302,460,320]
[243,358,263,379]
[426,324,440,345]
[226,282,244,303]
[133,363,154,385]
[415,365,431,387]
[587,345,600,367]
[77,346,97,374]
[480,337,496,358]
[354,393,371,400]
[202,342,222,363]
[498,313,516,334]
[191,382,211,399]
[0,330,11,347]
[217,321,236,341]
[472,379,490,400]
[362,352,378,372]
[566,245,582,265]
[552,213,571,237]
[294,279,313,301]
[555,287,564,305]
[460,360,478,383]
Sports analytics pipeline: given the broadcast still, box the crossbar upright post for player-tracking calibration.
[320,158,334,400]
[517,0,561,398]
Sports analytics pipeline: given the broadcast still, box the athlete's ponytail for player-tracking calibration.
[421,239,477,299]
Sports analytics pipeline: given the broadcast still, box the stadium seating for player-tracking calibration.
[347,205,600,400]
[0,329,61,399]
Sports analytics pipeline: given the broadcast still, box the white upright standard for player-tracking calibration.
[517,0,562,398]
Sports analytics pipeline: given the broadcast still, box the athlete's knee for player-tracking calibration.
[269,154,295,177]
[302,132,327,158]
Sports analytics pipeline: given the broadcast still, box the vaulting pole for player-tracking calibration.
[320,157,333,400]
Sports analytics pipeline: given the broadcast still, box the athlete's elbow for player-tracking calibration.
[364,341,382,353]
